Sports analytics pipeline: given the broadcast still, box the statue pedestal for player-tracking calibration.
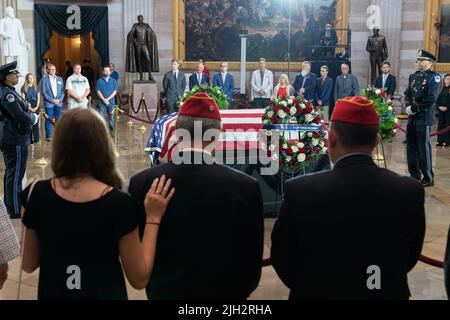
[132,81,158,120]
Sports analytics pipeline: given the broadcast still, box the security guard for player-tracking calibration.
[405,50,442,187]
[0,61,38,218]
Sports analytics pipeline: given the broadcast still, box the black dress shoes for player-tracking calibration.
[422,179,434,187]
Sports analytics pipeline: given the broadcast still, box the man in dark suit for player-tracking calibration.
[271,96,426,300]
[212,61,234,106]
[293,61,317,102]
[162,59,186,113]
[374,61,397,97]
[189,61,210,90]
[129,92,264,300]
[319,24,338,57]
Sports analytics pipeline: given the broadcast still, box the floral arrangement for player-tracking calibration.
[261,97,328,170]
[178,84,229,110]
[361,87,398,142]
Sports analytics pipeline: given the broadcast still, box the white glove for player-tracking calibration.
[438,106,448,112]
[32,113,39,126]
[406,106,415,116]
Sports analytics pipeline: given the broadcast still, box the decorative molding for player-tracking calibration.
[180,61,304,72]
[174,0,349,71]
[436,63,450,73]
[424,0,448,70]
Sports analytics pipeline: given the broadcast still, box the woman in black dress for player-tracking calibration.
[21,108,175,300]
[21,73,40,144]
[437,74,450,147]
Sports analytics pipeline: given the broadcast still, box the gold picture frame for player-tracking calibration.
[173,0,349,71]
[424,0,450,73]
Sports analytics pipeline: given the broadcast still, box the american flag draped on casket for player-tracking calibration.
[145,109,266,162]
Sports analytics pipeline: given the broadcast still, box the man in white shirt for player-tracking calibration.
[66,63,90,109]
[251,58,273,108]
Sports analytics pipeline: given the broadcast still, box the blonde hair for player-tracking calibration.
[21,73,36,95]
[278,74,290,86]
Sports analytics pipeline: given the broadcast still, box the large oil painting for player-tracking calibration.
[438,0,450,63]
[185,0,337,62]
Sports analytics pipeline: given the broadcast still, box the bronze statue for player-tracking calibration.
[366,28,388,84]
[126,15,159,81]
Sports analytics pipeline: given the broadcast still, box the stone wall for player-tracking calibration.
[348,0,426,95]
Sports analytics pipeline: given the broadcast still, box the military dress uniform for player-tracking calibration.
[404,50,442,187]
[0,62,38,218]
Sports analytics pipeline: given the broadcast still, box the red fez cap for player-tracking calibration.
[331,96,379,126]
[178,92,221,120]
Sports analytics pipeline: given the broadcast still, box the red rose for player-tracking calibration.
[306,106,313,113]
[296,108,303,115]
[313,118,320,124]
[293,100,298,105]
[271,116,278,123]
[381,91,387,98]
[274,106,280,113]
[287,147,293,154]
[284,107,290,114]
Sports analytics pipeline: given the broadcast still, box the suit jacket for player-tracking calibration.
[212,73,234,104]
[271,154,425,300]
[162,70,186,108]
[293,73,317,101]
[41,76,65,108]
[128,151,264,300]
[250,69,273,101]
[404,70,441,127]
[445,226,450,299]
[374,74,397,97]
[189,73,210,90]
[316,77,334,106]
[319,30,338,46]
[334,74,360,100]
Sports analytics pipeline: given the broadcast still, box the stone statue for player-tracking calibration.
[0,7,30,83]
[126,15,159,82]
[366,28,388,84]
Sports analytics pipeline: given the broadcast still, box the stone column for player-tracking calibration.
[348,0,371,89]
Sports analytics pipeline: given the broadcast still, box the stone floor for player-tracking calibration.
[0,116,448,300]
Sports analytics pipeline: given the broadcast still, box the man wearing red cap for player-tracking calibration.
[129,92,264,300]
[272,96,425,300]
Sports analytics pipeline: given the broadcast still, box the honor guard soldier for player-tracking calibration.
[0,61,38,218]
[405,50,442,187]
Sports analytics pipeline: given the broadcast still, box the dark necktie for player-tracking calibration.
[260,70,265,86]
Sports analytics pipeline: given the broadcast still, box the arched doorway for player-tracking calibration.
[44,32,101,84]
[34,3,109,81]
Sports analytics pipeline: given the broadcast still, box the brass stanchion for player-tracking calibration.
[34,108,48,167]
[127,92,134,127]
[139,93,146,134]
[114,105,120,158]
[88,96,92,109]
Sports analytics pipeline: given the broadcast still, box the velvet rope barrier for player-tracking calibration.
[118,108,154,124]
[395,125,450,137]
[141,97,160,123]
[419,254,444,268]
